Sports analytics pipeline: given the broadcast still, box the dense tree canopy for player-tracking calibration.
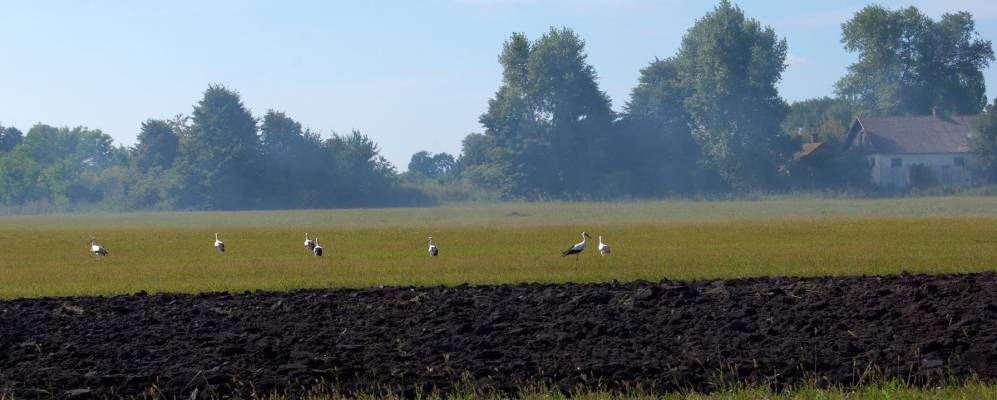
[674,0,793,190]
[257,110,321,208]
[323,130,401,206]
[783,97,856,144]
[464,28,615,198]
[0,125,123,206]
[836,5,995,116]
[407,151,456,183]
[133,119,179,172]
[616,58,705,196]
[970,98,997,181]
[0,125,23,153]
[177,85,261,209]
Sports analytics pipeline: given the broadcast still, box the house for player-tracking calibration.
[842,112,979,188]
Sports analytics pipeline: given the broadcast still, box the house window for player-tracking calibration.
[869,158,876,167]
[891,158,902,168]
[955,156,966,167]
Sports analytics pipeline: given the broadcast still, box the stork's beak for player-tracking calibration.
[585,233,592,238]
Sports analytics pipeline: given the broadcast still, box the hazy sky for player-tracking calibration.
[2,1,996,170]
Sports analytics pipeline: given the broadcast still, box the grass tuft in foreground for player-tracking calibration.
[206,376,997,400]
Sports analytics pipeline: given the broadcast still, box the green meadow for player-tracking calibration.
[2,196,997,299]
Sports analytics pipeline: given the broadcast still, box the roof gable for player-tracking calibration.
[844,115,977,154]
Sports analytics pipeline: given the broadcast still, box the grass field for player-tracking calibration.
[2,196,997,299]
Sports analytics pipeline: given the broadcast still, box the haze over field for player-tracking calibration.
[2,0,996,168]
[2,1,997,211]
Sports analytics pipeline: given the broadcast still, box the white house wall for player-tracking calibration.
[867,153,977,189]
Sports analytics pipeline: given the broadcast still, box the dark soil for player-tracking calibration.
[3,272,997,399]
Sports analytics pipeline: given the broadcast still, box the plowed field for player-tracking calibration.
[3,272,995,399]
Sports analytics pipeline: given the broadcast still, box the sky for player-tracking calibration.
[1,1,996,170]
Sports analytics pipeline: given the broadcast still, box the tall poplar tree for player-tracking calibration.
[675,0,793,189]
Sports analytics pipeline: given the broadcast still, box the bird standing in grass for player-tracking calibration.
[304,233,316,253]
[214,233,225,253]
[313,237,323,257]
[562,232,591,260]
[89,237,108,258]
[427,237,439,257]
[598,235,611,256]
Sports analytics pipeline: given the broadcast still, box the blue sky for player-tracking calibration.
[1,1,996,170]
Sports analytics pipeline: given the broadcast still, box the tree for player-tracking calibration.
[675,0,793,190]
[324,130,398,206]
[836,6,995,116]
[480,32,534,150]
[459,133,516,194]
[256,110,328,208]
[529,28,615,195]
[260,110,307,157]
[133,119,179,172]
[464,28,615,198]
[970,98,997,181]
[618,57,703,195]
[177,85,260,209]
[783,97,856,143]
[407,151,456,182]
[472,32,547,197]
[0,124,119,205]
[407,151,436,181]
[0,125,23,153]
[431,153,456,178]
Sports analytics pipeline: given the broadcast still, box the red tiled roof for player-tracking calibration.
[846,115,977,154]
[793,142,824,161]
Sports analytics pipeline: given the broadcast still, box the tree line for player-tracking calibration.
[410,2,995,198]
[0,86,418,211]
[1,1,995,211]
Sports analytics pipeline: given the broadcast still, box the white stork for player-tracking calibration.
[561,232,591,259]
[304,233,316,253]
[89,237,108,258]
[561,232,591,261]
[598,235,611,256]
[427,237,439,257]
[214,233,225,253]
[313,237,323,257]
